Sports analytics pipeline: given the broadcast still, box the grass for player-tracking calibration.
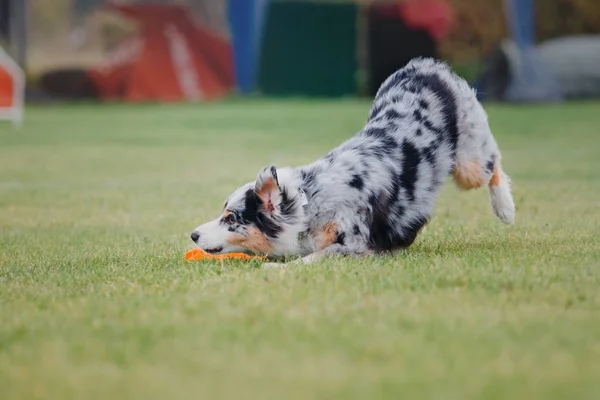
[1,99,599,400]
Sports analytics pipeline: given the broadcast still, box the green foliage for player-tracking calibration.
[1,100,600,399]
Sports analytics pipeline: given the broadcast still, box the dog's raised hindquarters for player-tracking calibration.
[190,58,515,266]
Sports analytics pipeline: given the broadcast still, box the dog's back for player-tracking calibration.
[302,58,514,252]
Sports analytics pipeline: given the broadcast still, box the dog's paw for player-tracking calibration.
[261,261,288,269]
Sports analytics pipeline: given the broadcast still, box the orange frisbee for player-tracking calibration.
[185,248,264,261]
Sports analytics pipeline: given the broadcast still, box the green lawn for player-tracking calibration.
[1,100,599,400]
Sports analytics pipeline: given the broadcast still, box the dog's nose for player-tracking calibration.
[190,231,200,242]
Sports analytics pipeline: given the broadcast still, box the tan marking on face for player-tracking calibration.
[315,221,338,250]
[227,227,273,254]
[452,159,487,190]
[489,166,501,187]
[223,209,231,218]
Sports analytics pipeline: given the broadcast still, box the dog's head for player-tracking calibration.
[190,166,307,256]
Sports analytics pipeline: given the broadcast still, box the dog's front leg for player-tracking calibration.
[262,244,369,268]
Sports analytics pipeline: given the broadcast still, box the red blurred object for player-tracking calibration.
[88,3,235,102]
[0,64,15,108]
[375,0,455,41]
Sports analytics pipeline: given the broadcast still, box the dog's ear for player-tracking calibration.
[255,165,282,214]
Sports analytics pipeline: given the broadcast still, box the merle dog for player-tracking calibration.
[190,58,515,266]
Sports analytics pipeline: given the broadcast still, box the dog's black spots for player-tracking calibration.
[398,215,429,248]
[417,72,459,151]
[410,214,429,231]
[416,128,423,136]
[380,166,401,207]
[423,119,444,136]
[368,200,408,251]
[413,109,424,122]
[429,178,442,193]
[404,83,419,94]
[349,174,364,190]
[368,199,392,251]
[367,191,402,251]
[371,135,397,158]
[400,140,421,202]
[364,127,388,138]
[301,169,317,187]
[240,189,259,224]
[369,222,406,252]
[256,214,282,238]
[376,66,458,151]
[336,232,346,246]
[377,68,410,98]
[369,103,383,120]
[368,194,378,208]
[396,204,406,219]
[353,224,360,235]
[369,223,394,251]
[389,171,402,205]
[269,166,279,187]
[241,189,282,238]
[385,108,404,121]
[228,226,236,232]
[485,155,496,173]
[324,151,336,164]
[421,146,436,164]
[380,134,397,150]
[279,188,296,217]
[369,211,427,251]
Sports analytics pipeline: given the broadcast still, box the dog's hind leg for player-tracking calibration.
[451,158,490,190]
[451,102,515,223]
[487,162,515,224]
[452,144,515,224]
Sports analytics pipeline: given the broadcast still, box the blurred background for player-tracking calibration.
[2,4,600,397]
[1,0,600,116]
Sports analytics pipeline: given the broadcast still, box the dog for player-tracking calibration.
[190,58,515,266]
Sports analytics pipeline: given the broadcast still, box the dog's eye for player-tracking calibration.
[223,213,236,224]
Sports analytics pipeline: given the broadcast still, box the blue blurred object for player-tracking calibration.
[228,0,269,94]
[503,45,564,103]
[502,0,563,102]
[505,0,534,48]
